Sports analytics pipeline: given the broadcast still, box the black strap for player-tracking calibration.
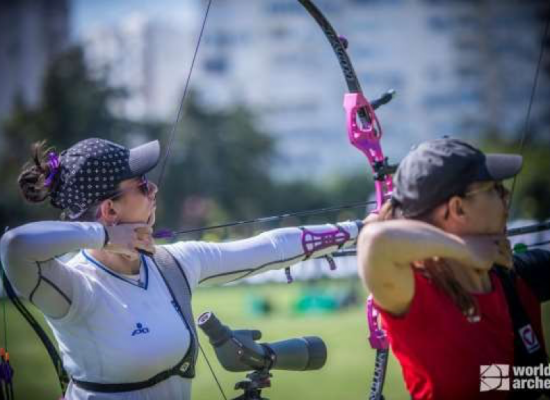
[72,356,191,393]
[513,250,550,302]
[494,267,549,399]
[152,247,198,378]
[495,267,548,365]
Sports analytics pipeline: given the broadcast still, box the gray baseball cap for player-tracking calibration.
[391,137,522,217]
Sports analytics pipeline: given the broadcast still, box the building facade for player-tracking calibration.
[82,0,550,179]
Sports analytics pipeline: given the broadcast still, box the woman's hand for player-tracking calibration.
[494,236,513,268]
[363,212,381,225]
[104,223,156,257]
[460,235,513,271]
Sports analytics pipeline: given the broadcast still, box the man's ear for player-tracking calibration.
[98,200,119,225]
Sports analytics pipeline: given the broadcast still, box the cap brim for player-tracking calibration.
[477,153,523,181]
[128,140,161,176]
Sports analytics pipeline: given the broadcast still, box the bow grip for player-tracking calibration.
[344,93,385,166]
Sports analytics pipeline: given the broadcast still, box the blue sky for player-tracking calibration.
[72,0,199,36]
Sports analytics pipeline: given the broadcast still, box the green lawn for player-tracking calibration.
[2,280,549,400]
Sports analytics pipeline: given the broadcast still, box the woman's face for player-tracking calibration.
[455,180,510,235]
[109,175,158,226]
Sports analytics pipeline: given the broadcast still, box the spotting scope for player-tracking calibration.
[197,311,327,372]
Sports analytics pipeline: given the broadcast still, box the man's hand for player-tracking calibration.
[363,212,381,225]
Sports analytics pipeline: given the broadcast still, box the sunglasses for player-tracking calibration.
[110,175,151,200]
[464,181,508,199]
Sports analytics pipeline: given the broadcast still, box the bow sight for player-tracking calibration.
[198,311,327,400]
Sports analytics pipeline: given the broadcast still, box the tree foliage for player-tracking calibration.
[0,46,141,225]
[481,129,550,221]
[0,45,372,235]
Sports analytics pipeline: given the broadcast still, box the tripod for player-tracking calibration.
[232,370,272,400]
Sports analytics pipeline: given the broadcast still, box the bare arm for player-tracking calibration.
[357,220,473,316]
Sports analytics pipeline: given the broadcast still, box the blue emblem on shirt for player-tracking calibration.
[131,322,150,336]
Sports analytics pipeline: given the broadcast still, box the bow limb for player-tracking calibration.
[1,227,68,396]
[297,2,392,399]
[298,0,394,213]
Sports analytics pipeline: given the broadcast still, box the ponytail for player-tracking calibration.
[18,141,60,204]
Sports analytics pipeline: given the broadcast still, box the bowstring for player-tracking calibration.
[1,230,7,353]
[1,226,9,391]
[508,17,549,210]
[166,200,377,237]
[198,343,228,400]
[150,1,228,398]
[155,0,213,192]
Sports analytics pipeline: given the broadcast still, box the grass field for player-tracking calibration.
[2,280,549,400]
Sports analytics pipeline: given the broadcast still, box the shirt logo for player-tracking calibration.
[518,324,540,354]
[131,322,150,336]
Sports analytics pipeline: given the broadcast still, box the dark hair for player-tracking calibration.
[18,141,58,204]
[379,200,480,322]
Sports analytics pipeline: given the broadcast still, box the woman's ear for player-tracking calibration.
[447,196,466,219]
[434,196,465,231]
[425,202,450,229]
[98,200,119,225]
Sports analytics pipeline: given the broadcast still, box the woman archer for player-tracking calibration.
[358,137,550,400]
[0,137,363,400]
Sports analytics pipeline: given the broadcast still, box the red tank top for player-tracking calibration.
[378,270,544,400]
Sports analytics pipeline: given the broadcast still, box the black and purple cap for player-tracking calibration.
[391,137,522,217]
[48,138,160,218]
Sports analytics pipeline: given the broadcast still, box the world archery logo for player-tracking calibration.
[480,364,510,392]
[131,322,150,336]
[481,363,550,392]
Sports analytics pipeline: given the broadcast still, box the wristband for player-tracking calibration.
[355,219,364,234]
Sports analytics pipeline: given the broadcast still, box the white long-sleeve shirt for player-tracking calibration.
[0,220,360,400]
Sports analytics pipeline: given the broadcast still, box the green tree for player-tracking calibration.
[0,45,164,227]
[481,130,550,221]
[158,100,278,233]
[0,44,373,236]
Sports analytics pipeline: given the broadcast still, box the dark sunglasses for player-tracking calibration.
[110,175,150,200]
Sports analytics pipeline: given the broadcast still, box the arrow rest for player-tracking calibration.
[372,158,398,182]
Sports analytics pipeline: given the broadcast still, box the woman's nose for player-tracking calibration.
[148,181,158,198]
